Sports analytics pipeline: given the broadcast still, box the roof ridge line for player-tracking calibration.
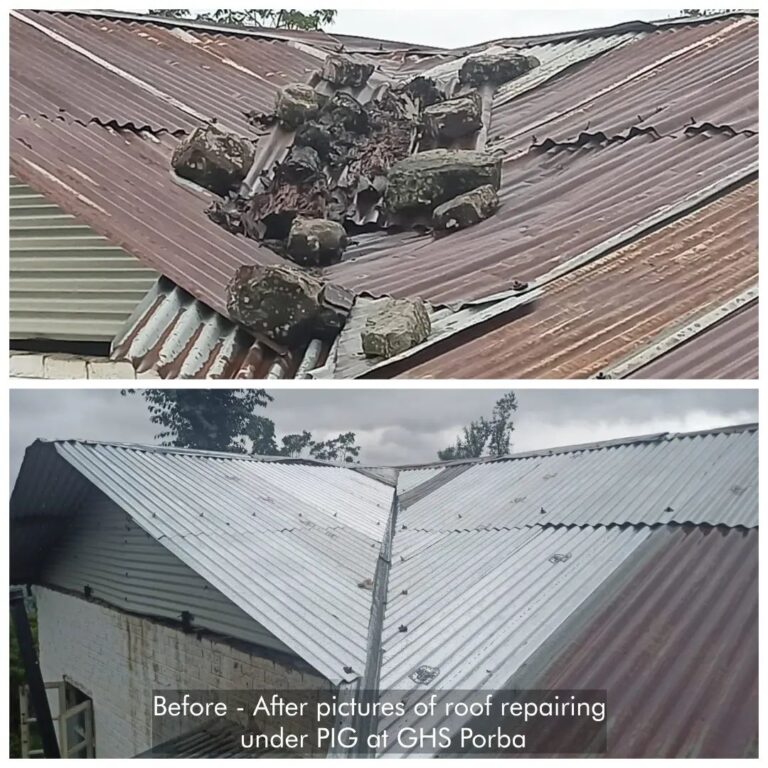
[392,421,758,470]
[330,488,399,757]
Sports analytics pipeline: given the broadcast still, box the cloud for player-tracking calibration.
[10,388,757,481]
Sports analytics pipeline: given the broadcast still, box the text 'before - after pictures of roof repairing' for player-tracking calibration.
[5,4,761,765]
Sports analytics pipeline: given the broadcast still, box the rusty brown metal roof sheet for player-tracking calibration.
[8,10,759,380]
[330,131,757,306]
[523,525,758,757]
[110,277,327,379]
[628,302,759,380]
[387,181,757,378]
[12,10,324,134]
[490,17,758,150]
[9,118,279,318]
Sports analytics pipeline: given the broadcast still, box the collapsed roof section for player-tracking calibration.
[9,10,758,378]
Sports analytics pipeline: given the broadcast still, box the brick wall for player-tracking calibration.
[35,587,332,757]
[9,352,155,379]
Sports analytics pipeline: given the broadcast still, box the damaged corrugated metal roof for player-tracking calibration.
[8,10,758,378]
[387,181,758,379]
[10,422,758,756]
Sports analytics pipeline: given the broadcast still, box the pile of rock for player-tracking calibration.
[386,148,501,230]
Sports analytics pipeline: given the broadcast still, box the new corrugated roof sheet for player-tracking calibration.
[10,422,758,756]
[12,441,393,685]
[399,426,758,529]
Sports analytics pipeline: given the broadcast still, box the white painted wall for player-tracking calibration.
[35,587,331,758]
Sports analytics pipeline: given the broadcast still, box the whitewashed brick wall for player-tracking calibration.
[35,587,330,758]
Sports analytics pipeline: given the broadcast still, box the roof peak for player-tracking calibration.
[397,421,758,470]
[32,420,757,472]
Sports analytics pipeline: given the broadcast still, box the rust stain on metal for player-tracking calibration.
[11,11,323,135]
[532,525,758,758]
[328,132,756,305]
[490,18,758,150]
[628,303,758,380]
[393,181,757,378]
[10,118,279,318]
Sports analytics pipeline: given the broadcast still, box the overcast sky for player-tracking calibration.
[329,8,682,48]
[9,388,757,481]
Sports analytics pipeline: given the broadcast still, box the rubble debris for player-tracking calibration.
[423,91,483,142]
[209,88,417,248]
[227,265,354,349]
[275,83,324,129]
[171,124,255,196]
[385,149,502,215]
[459,51,540,87]
[361,298,431,358]
[398,75,444,108]
[322,92,369,134]
[321,55,375,88]
[286,217,348,266]
[278,145,324,184]
[432,183,499,231]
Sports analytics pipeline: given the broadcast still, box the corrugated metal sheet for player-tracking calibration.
[10,175,158,341]
[41,485,294,655]
[377,525,652,754]
[11,11,323,134]
[395,467,444,495]
[9,10,758,380]
[398,426,758,529]
[10,119,278,318]
[11,440,394,684]
[393,180,758,378]
[490,17,758,149]
[327,130,757,305]
[523,525,758,757]
[111,278,276,379]
[628,302,759,379]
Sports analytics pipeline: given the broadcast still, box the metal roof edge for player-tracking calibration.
[16,8,338,49]
[28,438,391,478]
[392,422,758,471]
[24,421,758,475]
[597,284,759,379]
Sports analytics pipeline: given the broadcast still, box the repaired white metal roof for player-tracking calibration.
[399,426,758,529]
[11,422,756,700]
[377,525,652,754]
[53,441,393,685]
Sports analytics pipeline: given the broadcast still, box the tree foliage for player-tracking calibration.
[309,432,361,464]
[137,390,273,453]
[680,8,741,15]
[438,392,518,461]
[148,8,337,30]
[125,390,360,463]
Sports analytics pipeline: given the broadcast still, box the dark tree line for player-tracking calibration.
[124,390,518,464]
[148,8,337,30]
[126,390,361,463]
